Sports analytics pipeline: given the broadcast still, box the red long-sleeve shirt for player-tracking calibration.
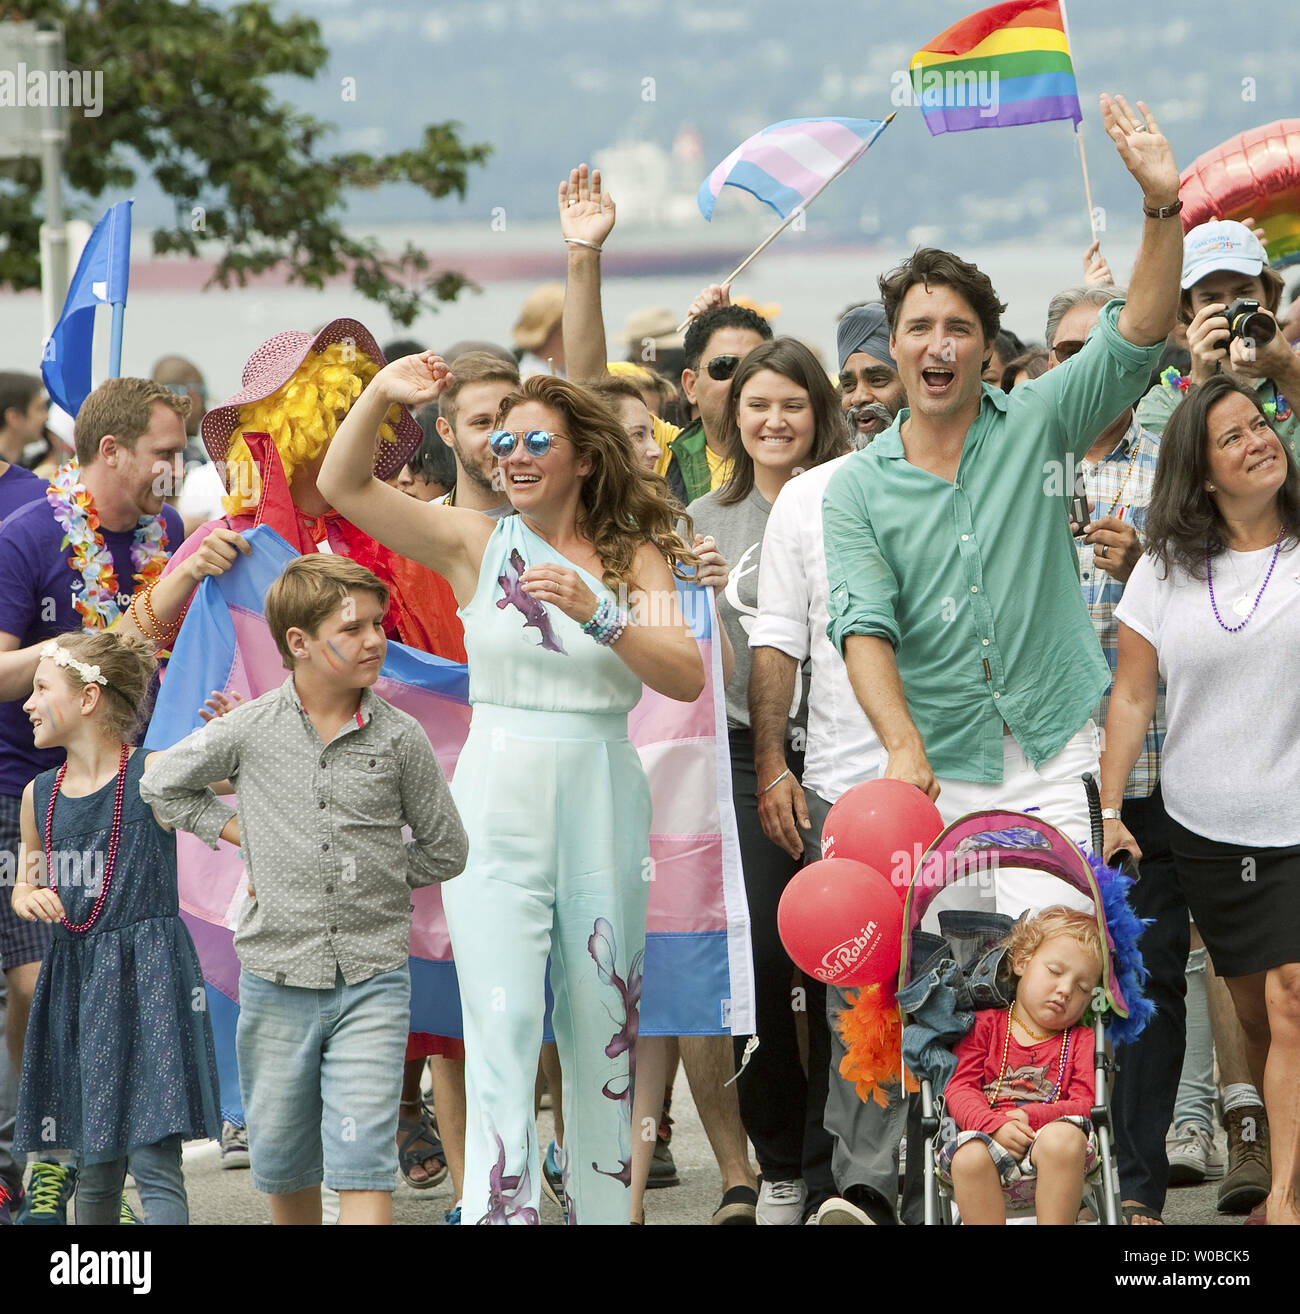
[944,1008,1096,1136]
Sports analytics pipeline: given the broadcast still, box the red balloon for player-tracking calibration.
[821,779,944,902]
[1178,119,1300,269]
[777,858,903,989]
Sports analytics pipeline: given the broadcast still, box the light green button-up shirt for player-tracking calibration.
[823,299,1164,784]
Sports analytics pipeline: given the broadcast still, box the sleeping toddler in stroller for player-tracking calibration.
[939,907,1103,1225]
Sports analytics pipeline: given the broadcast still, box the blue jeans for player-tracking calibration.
[236,966,409,1195]
[76,1137,188,1224]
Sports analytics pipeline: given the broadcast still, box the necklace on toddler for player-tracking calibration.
[43,744,130,934]
[987,1002,1072,1107]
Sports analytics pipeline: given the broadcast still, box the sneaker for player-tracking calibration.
[1166,1121,1225,1186]
[220,1120,250,1170]
[816,1194,874,1225]
[119,1194,141,1225]
[757,1178,807,1225]
[647,1136,679,1189]
[1218,1105,1270,1214]
[541,1140,565,1210]
[711,1185,757,1225]
[442,1202,462,1226]
[15,1161,76,1226]
[818,1185,896,1226]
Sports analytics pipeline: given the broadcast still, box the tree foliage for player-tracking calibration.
[0,0,491,324]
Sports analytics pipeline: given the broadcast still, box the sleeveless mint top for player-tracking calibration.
[460,517,642,715]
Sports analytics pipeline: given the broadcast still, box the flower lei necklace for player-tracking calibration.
[45,462,168,628]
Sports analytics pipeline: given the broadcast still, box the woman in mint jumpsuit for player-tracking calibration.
[320,366,704,1224]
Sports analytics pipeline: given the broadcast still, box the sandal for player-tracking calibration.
[1121,1201,1164,1225]
[398,1104,448,1190]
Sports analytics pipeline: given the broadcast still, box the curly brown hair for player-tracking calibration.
[496,376,699,590]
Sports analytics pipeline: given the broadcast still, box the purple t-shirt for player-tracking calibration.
[0,463,44,527]
[0,497,184,797]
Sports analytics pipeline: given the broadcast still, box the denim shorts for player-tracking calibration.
[236,966,410,1194]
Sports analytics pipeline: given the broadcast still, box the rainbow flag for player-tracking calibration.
[910,0,1081,136]
[143,526,752,1115]
[698,117,890,221]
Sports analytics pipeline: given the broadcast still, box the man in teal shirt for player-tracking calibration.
[823,94,1184,916]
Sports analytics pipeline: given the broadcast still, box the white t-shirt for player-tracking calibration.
[749,456,882,804]
[1116,540,1300,846]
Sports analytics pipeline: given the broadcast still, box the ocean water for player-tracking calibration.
[0,235,1143,401]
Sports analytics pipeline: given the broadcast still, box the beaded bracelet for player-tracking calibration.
[131,581,181,647]
[581,596,628,646]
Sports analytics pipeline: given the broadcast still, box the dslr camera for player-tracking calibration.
[1222,298,1276,348]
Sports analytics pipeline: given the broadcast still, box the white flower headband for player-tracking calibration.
[41,641,106,687]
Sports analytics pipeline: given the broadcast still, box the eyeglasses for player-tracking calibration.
[1051,339,1087,363]
[488,429,565,458]
[706,355,741,381]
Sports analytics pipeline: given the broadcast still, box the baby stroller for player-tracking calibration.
[894,791,1149,1226]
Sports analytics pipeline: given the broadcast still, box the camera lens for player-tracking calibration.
[1225,299,1277,347]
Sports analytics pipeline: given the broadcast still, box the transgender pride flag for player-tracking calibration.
[698,117,890,221]
[144,525,752,1061]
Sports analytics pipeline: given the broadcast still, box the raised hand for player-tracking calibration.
[1100,94,1180,208]
[379,352,455,408]
[685,283,731,325]
[1082,239,1113,287]
[559,163,616,250]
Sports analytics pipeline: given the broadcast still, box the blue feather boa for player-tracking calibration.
[1082,850,1155,1047]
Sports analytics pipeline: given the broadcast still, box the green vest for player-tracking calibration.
[665,420,713,506]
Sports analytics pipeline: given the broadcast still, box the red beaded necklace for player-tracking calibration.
[43,744,130,934]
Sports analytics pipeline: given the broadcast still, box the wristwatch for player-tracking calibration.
[1101,808,1123,821]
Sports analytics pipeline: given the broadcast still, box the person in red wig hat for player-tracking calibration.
[117,318,468,1198]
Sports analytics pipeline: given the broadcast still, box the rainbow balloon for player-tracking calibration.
[1180,120,1300,269]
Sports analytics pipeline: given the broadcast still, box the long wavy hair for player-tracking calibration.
[714,338,849,507]
[1145,373,1300,581]
[496,375,699,590]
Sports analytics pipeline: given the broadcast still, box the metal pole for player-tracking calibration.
[37,26,68,340]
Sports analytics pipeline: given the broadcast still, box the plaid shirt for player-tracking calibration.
[1076,417,1166,798]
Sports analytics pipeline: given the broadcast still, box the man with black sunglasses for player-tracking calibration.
[670,306,774,506]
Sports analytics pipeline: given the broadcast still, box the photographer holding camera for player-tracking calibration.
[1137,220,1300,460]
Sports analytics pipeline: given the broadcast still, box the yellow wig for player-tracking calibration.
[221,343,402,515]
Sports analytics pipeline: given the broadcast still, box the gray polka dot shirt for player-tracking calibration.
[140,678,468,989]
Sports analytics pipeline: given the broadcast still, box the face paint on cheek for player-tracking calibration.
[44,700,61,731]
[323,640,348,671]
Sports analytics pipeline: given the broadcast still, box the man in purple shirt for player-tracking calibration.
[0,378,187,1222]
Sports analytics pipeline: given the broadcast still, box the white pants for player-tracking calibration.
[926,722,1099,922]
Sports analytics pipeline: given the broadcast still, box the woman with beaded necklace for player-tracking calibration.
[10,631,220,1223]
[1102,373,1300,1226]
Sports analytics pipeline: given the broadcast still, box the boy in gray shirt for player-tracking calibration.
[141,554,467,1224]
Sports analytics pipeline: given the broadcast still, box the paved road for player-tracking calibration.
[134,1083,1244,1227]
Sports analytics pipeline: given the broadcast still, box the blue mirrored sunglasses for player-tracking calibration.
[488,429,561,458]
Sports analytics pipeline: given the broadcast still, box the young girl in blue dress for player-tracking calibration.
[10,631,220,1224]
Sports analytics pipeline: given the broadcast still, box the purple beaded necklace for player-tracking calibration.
[1207,532,1284,634]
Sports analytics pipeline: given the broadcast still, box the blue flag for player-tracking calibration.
[41,200,132,418]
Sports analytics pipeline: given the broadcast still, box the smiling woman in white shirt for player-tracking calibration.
[1100,373,1300,1227]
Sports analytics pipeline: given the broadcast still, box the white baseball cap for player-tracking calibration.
[1181,220,1267,290]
